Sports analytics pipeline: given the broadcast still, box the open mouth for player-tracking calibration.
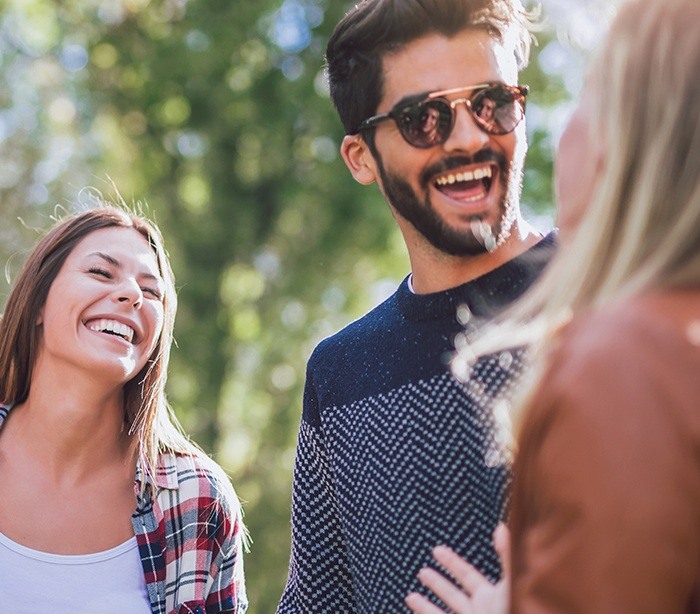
[85,319,136,344]
[433,163,495,203]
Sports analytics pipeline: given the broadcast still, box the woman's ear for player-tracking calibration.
[340,134,379,185]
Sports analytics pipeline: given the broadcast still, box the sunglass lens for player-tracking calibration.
[471,86,523,135]
[398,100,451,147]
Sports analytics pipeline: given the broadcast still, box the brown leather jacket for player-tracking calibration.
[510,290,700,613]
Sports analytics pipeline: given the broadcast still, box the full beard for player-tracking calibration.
[377,149,522,257]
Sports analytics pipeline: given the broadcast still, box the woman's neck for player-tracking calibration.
[2,366,134,486]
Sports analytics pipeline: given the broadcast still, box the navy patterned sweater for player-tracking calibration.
[278,234,556,613]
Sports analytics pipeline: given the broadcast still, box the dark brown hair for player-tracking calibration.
[326,0,535,137]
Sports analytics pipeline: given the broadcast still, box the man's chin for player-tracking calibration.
[425,233,493,257]
[423,220,506,257]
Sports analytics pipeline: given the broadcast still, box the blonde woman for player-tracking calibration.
[406,0,700,611]
[0,206,247,613]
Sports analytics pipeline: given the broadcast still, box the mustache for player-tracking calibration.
[420,149,509,188]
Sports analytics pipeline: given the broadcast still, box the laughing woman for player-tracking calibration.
[0,206,247,613]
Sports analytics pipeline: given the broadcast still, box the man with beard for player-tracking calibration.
[278,0,556,611]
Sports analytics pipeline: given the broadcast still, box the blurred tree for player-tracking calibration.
[0,0,611,610]
[76,3,409,607]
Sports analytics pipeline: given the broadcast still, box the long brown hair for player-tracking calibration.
[0,205,195,485]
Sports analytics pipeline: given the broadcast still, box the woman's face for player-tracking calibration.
[36,226,166,385]
[554,80,604,242]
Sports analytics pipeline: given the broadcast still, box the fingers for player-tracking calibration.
[405,591,451,614]
[432,545,492,595]
[414,566,473,613]
[493,523,512,581]
[408,539,509,614]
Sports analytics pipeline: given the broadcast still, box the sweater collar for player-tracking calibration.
[397,231,556,322]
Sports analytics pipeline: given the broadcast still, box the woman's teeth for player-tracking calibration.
[87,319,135,343]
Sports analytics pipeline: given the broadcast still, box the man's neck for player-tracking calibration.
[408,221,543,294]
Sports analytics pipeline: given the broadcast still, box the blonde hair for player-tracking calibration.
[457,0,700,433]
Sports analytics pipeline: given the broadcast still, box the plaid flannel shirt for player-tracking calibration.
[0,406,248,614]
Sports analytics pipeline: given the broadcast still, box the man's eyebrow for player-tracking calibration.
[391,90,432,110]
[88,252,162,282]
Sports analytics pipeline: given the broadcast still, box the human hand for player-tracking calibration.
[405,524,511,614]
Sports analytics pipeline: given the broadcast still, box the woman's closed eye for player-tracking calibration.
[89,266,162,300]
[141,286,163,300]
[88,266,112,279]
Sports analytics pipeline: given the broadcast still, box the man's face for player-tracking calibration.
[364,29,526,256]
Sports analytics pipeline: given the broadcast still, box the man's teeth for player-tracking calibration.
[435,165,493,186]
[88,319,135,343]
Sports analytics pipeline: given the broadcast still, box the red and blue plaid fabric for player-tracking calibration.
[133,452,248,614]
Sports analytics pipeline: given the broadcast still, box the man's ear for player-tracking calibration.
[340,134,378,185]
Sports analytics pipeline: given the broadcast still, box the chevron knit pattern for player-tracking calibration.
[278,233,556,613]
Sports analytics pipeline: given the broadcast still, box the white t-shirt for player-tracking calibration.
[0,530,152,613]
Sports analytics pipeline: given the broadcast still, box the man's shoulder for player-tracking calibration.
[310,282,404,363]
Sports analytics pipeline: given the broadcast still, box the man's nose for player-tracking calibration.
[442,99,490,154]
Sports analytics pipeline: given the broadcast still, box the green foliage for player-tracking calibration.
[0,1,576,610]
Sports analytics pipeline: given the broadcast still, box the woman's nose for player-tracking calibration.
[115,279,143,309]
